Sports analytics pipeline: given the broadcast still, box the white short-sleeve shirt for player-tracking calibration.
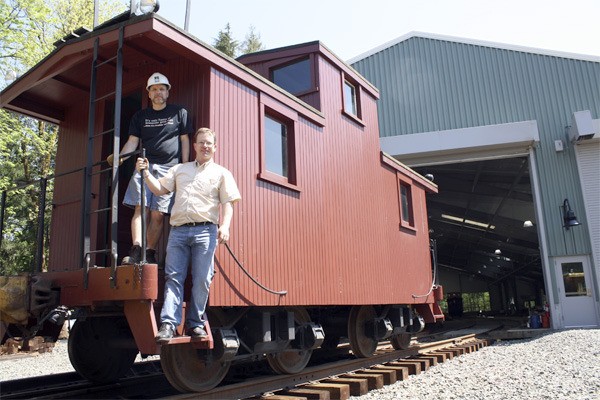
[159,160,241,226]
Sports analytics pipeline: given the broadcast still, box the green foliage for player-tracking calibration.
[213,23,239,58]
[0,110,57,274]
[461,292,491,313]
[1,0,128,83]
[0,0,127,274]
[213,23,265,58]
[240,25,265,55]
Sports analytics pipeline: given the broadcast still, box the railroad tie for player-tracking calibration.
[354,368,397,385]
[426,351,451,362]
[340,373,383,390]
[278,387,330,400]
[386,360,422,375]
[408,357,431,371]
[304,383,350,400]
[415,354,439,366]
[321,377,368,396]
[372,364,410,381]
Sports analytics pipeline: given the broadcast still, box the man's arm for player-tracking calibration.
[136,158,171,196]
[107,136,139,165]
[218,202,235,243]
[180,134,190,163]
[120,135,140,159]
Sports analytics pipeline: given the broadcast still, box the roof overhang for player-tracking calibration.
[381,120,540,167]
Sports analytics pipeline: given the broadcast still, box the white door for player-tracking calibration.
[556,256,598,328]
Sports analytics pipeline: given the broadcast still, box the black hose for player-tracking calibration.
[224,242,287,296]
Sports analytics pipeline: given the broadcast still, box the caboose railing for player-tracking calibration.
[0,166,82,275]
[0,150,139,275]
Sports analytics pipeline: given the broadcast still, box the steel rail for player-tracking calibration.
[184,334,482,400]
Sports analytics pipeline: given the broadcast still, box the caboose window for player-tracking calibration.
[271,57,312,94]
[343,80,358,116]
[342,74,363,125]
[258,94,299,191]
[398,177,415,230]
[265,116,289,177]
[400,185,410,222]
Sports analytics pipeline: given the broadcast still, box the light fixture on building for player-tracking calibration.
[494,248,502,255]
[131,0,160,16]
[523,220,534,228]
[562,198,580,230]
[441,214,495,230]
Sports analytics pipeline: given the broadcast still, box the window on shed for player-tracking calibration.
[271,57,312,94]
[258,95,299,191]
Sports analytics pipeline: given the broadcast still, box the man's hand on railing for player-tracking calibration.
[106,154,123,166]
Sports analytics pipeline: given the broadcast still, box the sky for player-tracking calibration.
[156,0,600,61]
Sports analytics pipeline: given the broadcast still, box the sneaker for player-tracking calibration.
[155,323,174,343]
[146,249,157,264]
[187,326,208,339]
[122,245,142,265]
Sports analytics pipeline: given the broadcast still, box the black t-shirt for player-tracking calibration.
[129,104,191,166]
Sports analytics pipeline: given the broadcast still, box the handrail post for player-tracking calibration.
[0,190,6,272]
[140,147,147,264]
[34,178,47,273]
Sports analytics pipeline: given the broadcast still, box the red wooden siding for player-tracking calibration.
[209,50,436,307]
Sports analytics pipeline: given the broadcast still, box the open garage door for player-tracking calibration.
[413,156,544,316]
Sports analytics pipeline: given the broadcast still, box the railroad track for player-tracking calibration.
[193,334,490,399]
[2,328,493,399]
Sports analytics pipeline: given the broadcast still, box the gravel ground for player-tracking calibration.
[0,338,159,382]
[1,329,599,399]
[350,328,600,400]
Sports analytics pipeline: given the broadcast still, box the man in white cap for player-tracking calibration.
[108,72,191,264]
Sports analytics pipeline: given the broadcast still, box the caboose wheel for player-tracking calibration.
[267,308,313,374]
[348,305,378,358]
[160,343,230,392]
[390,333,412,350]
[68,317,138,383]
[160,310,230,392]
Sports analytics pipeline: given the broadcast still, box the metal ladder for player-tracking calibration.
[81,27,125,288]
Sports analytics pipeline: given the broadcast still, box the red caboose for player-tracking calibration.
[0,11,442,392]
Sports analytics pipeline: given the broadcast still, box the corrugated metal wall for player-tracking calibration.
[351,36,600,258]
[576,140,600,279]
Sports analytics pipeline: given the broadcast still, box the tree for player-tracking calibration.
[0,0,127,274]
[240,25,265,55]
[212,23,238,58]
[213,23,265,58]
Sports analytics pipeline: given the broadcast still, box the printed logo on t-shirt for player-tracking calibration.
[144,117,175,127]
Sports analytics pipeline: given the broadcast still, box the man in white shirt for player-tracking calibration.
[136,127,241,342]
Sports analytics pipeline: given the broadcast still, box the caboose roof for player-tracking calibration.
[0,12,333,126]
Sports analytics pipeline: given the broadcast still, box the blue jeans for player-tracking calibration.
[160,224,217,330]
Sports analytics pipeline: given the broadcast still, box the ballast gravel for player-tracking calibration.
[1,329,598,399]
[350,329,600,400]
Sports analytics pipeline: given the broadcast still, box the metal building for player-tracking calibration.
[350,32,600,328]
